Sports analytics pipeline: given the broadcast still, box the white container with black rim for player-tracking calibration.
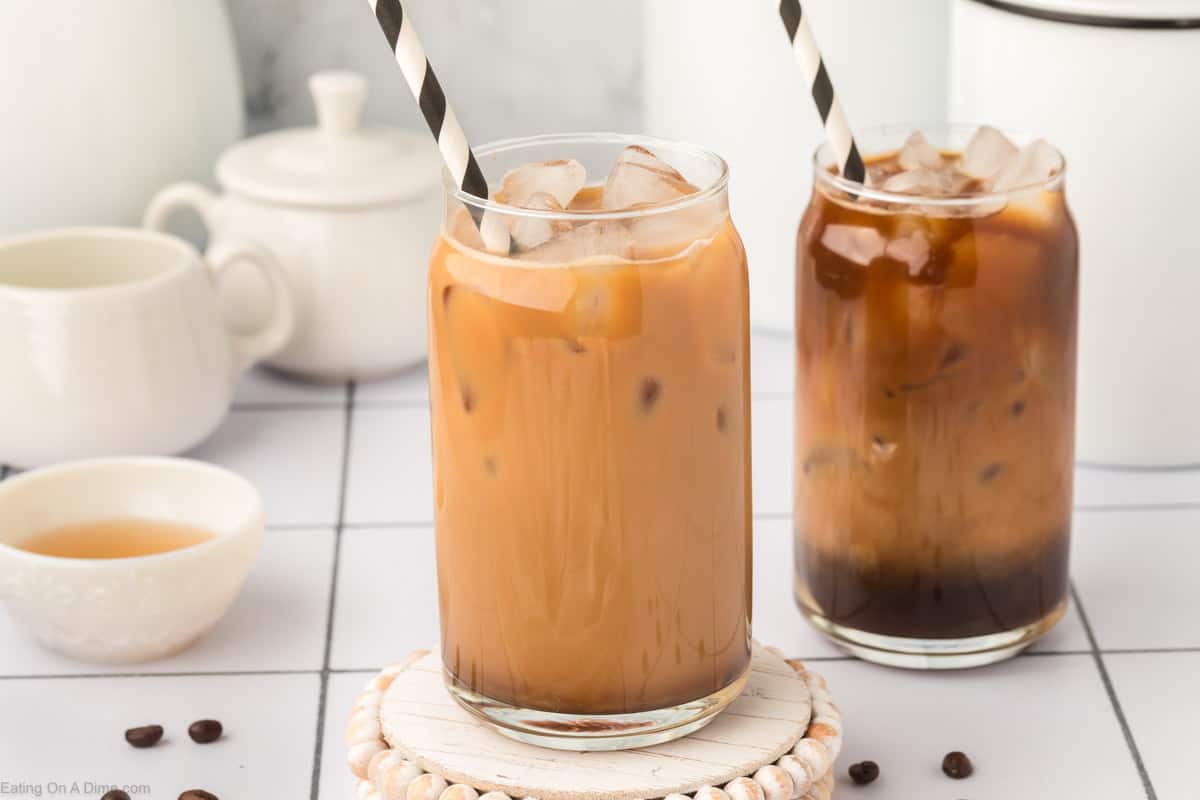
[950,0,1200,466]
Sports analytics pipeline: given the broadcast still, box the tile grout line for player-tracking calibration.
[310,380,356,800]
[2,647,1183,683]
[1074,502,1200,513]
[1071,582,1158,800]
[0,668,320,681]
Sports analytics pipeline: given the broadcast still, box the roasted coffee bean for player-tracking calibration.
[942,750,974,779]
[101,791,131,800]
[639,378,662,412]
[179,791,218,800]
[124,725,163,748]
[187,719,223,744]
[848,760,880,785]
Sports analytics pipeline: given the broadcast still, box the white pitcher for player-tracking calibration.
[0,1,245,235]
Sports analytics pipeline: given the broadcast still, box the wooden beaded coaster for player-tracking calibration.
[347,644,841,800]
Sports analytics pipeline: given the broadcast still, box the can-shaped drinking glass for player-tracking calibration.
[794,124,1079,669]
[429,134,753,748]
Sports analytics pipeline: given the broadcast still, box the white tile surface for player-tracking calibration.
[750,331,794,395]
[1075,465,1200,509]
[816,654,1146,799]
[753,516,846,660]
[1072,508,1200,651]
[0,529,335,676]
[752,395,793,517]
[0,673,319,798]
[319,671,376,800]
[235,366,347,407]
[1106,651,1198,800]
[344,407,434,525]
[188,408,346,527]
[355,363,430,406]
[330,527,440,671]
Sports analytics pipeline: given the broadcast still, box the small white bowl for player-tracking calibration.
[0,457,264,664]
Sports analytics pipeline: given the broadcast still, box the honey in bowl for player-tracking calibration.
[14,518,214,559]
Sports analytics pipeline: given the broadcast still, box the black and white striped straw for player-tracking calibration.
[368,0,490,225]
[776,0,866,184]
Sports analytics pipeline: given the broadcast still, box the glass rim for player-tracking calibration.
[813,122,1068,208]
[446,132,730,221]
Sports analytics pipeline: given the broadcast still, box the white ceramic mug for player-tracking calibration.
[0,228,294,468]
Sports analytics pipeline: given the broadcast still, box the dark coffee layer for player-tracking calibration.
[796,531,1071,640]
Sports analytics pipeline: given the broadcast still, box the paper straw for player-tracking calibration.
[775,1,866,184]
[368,0,491,227]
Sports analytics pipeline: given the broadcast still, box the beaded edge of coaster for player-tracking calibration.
[346,645,841,800]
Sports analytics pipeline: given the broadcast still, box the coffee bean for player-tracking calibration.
[942,750,974,779]
[848,760,880,785]
[179,791,218,800]
[188,719,223,744]
[101,791,131,800]
[639,378,662,412]
[124,725,163,748]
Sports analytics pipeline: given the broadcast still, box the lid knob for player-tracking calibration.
[310,71,368,137]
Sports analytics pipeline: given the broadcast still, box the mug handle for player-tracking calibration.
[205,239,296,374]
[143,182,219,232]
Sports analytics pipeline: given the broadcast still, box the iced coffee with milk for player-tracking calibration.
[429,135,751,749]
[794,125,1078,668]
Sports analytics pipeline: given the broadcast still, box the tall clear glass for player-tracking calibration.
[429,134,752,749]
[794,124,1079,669]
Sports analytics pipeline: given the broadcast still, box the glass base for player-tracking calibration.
[443,666,751,751]
[800,601,1068,670]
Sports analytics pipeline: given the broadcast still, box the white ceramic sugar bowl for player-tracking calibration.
[145,71,443,381]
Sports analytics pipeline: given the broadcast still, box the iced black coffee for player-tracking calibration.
[794,125,1078,668]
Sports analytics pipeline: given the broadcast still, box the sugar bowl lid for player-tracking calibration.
[216,71,443,208]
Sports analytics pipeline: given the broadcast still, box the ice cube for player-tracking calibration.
[885,230,931,277]
[820,224,886,266]
[496,158,587,209]
[520,221,632,264]
[603,145,698,210]
[628,202,724,257]
[898,131,943,171]
[509,192,572,252]
[990,139,1060,192]
[960,126,1018,181]
[881,168,946,196]
[478,209,512,254]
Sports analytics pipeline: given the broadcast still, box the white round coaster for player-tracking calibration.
[347,644,841,800]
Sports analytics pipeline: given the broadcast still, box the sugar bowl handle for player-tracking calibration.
[143,182,220,233]
[204,240,296,375]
